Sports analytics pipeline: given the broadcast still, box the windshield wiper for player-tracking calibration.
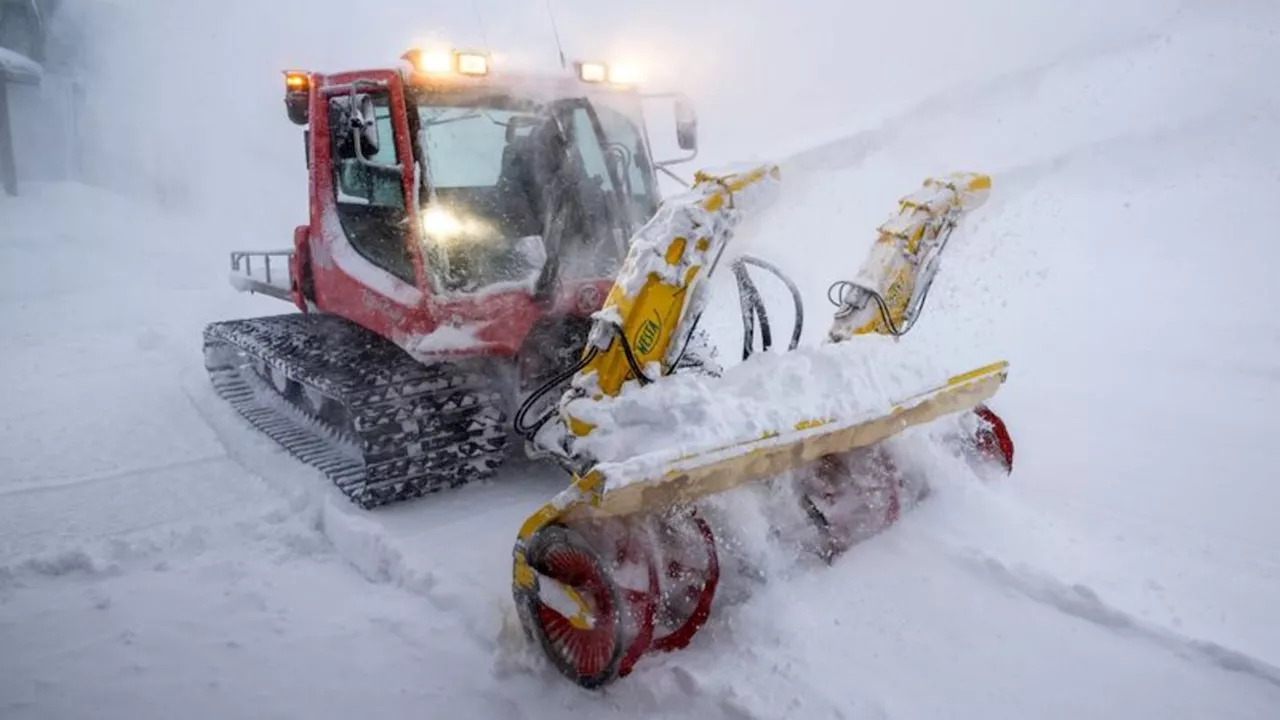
[422,110,483,127]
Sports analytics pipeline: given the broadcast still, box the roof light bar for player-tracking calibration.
[574,60,642,86]
[402,48,491,77]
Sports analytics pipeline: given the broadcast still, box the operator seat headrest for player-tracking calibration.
[496,134,541,236]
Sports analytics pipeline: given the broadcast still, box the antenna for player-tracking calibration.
[471,0,491,54]
[543,0,568,69]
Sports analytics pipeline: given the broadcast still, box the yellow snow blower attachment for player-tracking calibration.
[510,165,1010,688]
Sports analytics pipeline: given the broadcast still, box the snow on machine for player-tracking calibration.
[201,47,1014,688]
[509,165,1015,687]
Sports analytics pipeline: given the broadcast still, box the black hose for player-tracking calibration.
[739,255,804,352]
[667,312,704,375]
[617,329,654,386]
[827,280,914,337]
[513,346,599,441]
[733,255,804,360]
[732,260,769,359]
[514,311,664,444]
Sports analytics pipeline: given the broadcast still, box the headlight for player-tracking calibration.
[416,50,454,75]
[606,63,642,85]
[423,206,464,238]
[575,60,642,86]
[576,61,608,83]
[403,48,491,77]
[456,52,490,76]
[422,206,499,243]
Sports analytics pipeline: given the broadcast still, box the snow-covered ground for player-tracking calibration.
[3,0,1279,718]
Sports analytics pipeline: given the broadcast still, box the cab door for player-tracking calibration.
[323,72,425,287]
[305,70,435,339]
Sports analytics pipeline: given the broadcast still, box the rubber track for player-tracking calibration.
[203,313,509,508]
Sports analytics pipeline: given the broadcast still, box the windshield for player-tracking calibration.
[414,98,657,294]
[419,107,530,189]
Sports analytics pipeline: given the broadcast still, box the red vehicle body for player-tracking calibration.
[205,51,699,508]
[281,65,666,361]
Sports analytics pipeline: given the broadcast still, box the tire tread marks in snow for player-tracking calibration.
[203,313,508,508]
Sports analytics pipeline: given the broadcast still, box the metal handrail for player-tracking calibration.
[230,250,294,287]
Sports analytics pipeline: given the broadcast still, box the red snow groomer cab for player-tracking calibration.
[204,49,700,508]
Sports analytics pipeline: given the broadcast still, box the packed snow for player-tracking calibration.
[3,0,1280,718]
[568,336,966,469]
[403,323,488,355]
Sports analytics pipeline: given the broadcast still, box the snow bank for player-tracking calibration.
[958,551,1280,690]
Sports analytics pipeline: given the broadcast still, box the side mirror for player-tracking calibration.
[639,92,698,169]
[675,96,697,151]
[332,93,381,161]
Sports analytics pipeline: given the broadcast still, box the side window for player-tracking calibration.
[331,93,415,284]
[570,109,613,193]
[593,107,658,229]
[569,106,629,243]
[335,103,403,207]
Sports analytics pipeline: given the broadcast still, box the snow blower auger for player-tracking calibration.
[509,165,1015,689]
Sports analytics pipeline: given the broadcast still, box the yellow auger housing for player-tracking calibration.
[562,165,782,427]
[511,166,1011,690]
